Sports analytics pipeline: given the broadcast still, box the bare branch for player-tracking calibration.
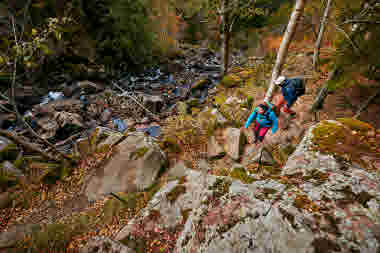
[112,81,160,121]
[342,20,380,25]
[332,23,361,54]
[0,129,57,161]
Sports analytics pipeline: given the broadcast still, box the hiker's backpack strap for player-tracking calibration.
[258,103,273,123]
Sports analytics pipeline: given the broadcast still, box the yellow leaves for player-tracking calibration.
[31,28,38,36]
[32,2,45,8]
[41,191,47,201]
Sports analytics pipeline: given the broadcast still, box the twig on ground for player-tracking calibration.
[112,81,160,121]
[0,129,57,161]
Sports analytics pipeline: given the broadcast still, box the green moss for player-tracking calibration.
[167,185,186,204]
[293,194,320,212]
[337,118,373,132]
[0,143,19,161]
[160,137,181,153]
[282,145,296,156]
[130,147,149,160]
[208,178,232,198]
[263,165,282,175]
[220,74,242,88]
[230,167,255,184]
[311,120,374,163]
[312,121,346,148]
[119,236,147,252]
[191,79,210,91]
[303,169,329,185]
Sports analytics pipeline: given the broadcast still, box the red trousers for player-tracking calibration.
[254,122,270,142]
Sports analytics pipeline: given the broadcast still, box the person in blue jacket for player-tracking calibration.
[275,75,305,117]
[245,102,278,144]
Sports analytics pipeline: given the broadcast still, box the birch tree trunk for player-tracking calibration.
[220,0,227,75]
[223,14,231,76]
[312,0,333,70]
[264,0,307,103]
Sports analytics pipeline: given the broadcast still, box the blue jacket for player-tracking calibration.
[281,79,299,108]
[244,103,278,134]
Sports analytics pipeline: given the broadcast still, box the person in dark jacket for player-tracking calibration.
[245,102,278,144]
[275,76,305,116]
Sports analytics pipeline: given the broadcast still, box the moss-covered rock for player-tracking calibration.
[220,74,242,88]
[0,136,19,161]
[191,79,211,91]
[311,119,379,167]
[229,167,255,184]
[208,177,232,198]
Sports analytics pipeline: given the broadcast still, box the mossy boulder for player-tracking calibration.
[311,118,379,167]
[229,167,255,184]
[85,132,167,201]
[191,79,211,91]
[220,74,242,88]
[176,101,188,115]
[0,136,19,161]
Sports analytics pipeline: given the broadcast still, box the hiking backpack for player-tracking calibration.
[292,78,305,97]
[281,78,305,97]
[257,102,278,123]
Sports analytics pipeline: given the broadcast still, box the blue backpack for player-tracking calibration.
[282,78,305,97]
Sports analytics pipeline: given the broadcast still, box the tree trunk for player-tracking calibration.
[223,19,231,76]
[310,68,339,113]
[264,0,307,103]
[220,0,228,75]
[312,0,333,70]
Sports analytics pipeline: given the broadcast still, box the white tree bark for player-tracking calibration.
[312,0,333,69]
[264,0,307,103]
[220,0,227,75]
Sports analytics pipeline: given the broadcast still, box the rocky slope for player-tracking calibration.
[77,118,380,253]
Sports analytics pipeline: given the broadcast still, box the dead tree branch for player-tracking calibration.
[0,129,57,161]
[354,89,380,119]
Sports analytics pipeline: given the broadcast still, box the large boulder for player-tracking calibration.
[207,136,225,160]
[0,223,41,248]
[85,132,167,201]
[81,236,136,253]
[0,161,24,178]
[223,128,246,161]
[111,119,380,253]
